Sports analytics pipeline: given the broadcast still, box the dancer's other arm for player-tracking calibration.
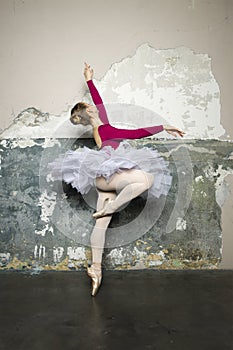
[84,62,109,124]
[99,124,185,142]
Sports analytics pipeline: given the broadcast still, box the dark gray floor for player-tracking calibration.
[0,269,232,350]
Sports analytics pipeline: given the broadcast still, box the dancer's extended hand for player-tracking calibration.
[163,125,185,137]
[84,62,94,81]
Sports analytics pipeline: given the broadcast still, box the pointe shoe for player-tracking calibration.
[87,265,102,296]
[93,198,114,219]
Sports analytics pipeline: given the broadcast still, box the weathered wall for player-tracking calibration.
[0,138,233,270]
[0,0,232,138]
[0,0,233,269]
[0,44,225,139]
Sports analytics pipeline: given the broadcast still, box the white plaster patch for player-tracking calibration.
[37,190,57,223]
[53,247,64,263]
[35,190,57,236]
[157,250,166,260]
[130,260,147,269]
[106,247,126,265]
[132,247,147,260]
[11,191,18,196]
[67,247,86,260]
[98,44,225,139]
[203,164,215,179]
[46,173,55,183]
[147,250,166,267]
[0,44,225,139]
[0,138,61,149]
[35,225,54,237]
[0,252,11,263]
[204,164,233,206]
[0,140,8,147]
[214,165,233,207]
[195,175,204,183]
[201,191,207,197]
[35,224,49,237]
[148,260,163,267]
[41,138,61,148]
[9,139,39,148]
[176,217,187,231]
[34,244,46,259]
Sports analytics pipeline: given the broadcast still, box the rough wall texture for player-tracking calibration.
[0,138,232,271]
[0,44,226,139]
[0,44,232,270]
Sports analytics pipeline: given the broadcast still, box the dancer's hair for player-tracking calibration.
[70,102,88,124]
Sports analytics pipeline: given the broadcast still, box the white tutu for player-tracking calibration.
[47,141,172,198]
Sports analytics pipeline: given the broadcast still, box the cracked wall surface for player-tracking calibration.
[0,26,232,269]
[0,44,225,139]
[0,139,232,271]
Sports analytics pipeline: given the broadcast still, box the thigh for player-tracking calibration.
[95,169,154,192]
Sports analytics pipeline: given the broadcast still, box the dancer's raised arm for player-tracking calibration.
[84,62,109,125]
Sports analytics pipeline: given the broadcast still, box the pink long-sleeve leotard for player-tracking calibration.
[86,80,164,149]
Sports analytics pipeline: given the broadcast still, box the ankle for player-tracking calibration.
[91,262,102,269]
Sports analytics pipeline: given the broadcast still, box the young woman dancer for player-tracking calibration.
[48,62,185,296]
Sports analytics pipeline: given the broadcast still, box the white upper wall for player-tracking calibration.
[0,44,226,139]
[0,0,232,138]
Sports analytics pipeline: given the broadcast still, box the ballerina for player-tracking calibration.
[48,62,185,296]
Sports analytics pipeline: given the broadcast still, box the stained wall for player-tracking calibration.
[0,0,233,268]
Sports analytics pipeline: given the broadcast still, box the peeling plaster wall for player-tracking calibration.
[0,0,232,138]
[0,45,226,139]
[0,0,233,269]
[0,139,233,271]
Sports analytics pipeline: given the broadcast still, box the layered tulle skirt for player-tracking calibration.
[47,142,172,198]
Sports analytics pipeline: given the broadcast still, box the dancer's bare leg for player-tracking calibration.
[90,190,117,265]
[94,169,154,217]
[88,190,117,296]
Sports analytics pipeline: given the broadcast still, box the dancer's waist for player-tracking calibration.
[100,140,120,150]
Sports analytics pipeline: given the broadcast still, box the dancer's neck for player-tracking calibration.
[89,116,103,129]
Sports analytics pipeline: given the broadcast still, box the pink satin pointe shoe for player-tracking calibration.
[93,198,114,219]
[87,264,102,296]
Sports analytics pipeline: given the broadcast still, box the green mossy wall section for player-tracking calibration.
[0,139,232,271]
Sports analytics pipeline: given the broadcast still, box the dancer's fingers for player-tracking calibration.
[167,130,177,137]
[176,128,185,135]
[84,62,91,69]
